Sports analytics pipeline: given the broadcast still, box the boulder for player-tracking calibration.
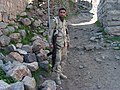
[10,81,24,90]
[0,80,11,90]
[40,80,56,90]
[0,35,10,46]
[8,52,24,62]
[22,76,36,90]
[6,62,31,80]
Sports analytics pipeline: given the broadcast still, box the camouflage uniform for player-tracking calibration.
[48,16,70,81]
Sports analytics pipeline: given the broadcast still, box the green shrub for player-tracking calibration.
[0,67,17,84]
[95,20,102,27]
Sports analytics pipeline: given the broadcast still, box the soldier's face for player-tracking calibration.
[59,10,66,19]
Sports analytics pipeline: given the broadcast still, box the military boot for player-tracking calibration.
[60,73,67,79]
[55,74,61,85]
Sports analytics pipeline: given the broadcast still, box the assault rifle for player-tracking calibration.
[47,30,58,71]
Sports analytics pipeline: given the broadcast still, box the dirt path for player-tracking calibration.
[59,14,120,90]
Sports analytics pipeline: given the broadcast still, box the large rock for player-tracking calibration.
[7,44,16,52]
[9,33,21,43]
[23,62,39,71]
[3,61,14,72]
[24,53,37,63]
[33,19,42,27]
[37,49,48,61]
[21,18,31,26]
[2,26,15,35]
[19,29,26,38]
[8,52,24,62]
[6,62,31,80]
[39,60,49,71]
[40,80,56,90]
[16,49,27,55]
[32,39,45,53]
[0,22,8,29]
[0,80,11,90]
[0,35,10,46]
[22,76,36,90]
[2,12,9,22]
[21,45,32,53]
[20,12,27,17]
[10,81,24,90]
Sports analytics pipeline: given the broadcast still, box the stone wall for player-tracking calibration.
[0,0,34,22]
[97,0,120,35]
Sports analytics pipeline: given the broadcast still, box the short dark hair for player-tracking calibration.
[59,8,66,12]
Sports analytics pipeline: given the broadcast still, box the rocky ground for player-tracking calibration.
[58,13,120,90]
[1,1,120,90]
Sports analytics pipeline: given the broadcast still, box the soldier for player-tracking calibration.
[48,8,70,85]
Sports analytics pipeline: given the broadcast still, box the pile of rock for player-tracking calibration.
[0,1,58,90]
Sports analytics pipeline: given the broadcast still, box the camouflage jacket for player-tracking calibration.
[48,16,70,48]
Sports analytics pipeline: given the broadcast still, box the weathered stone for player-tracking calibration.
[84,44,95,51]
[7,63,31,80]
[32,39,45,53]
[9,33,21,43]
[0,80,11,90]
[0,35,10,46]
[41,80,56,90]
[8,52,24,62]
[7,44,16,52]
[31,35,42,41]
[98,0,120,36]
[36,9,44,16]
[37,50,48,61]
[16,43,23,48]
[105,26,120,35]
[3,61,14,72]
[95,58,102,64]
[10,81,24,90]
[115,55,120,60]
[2,26,15,35]
[19,29,26,38]
[33,19,42,27]
[22,76,36,90]
[21,45,32,53]
[90,37,96,41]
[23,62,39,71]
[39,60,49,71]
[22,18,31,26]
[20,12,27,17]
[0,22,8,29]
[26,5,33,9]
[7,26,15,32]
[24,53,37,63]
[4,55,15,62]
[16,49,27,55]
[2,12,9,22]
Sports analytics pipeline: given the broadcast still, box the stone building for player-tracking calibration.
[97,0,120,35]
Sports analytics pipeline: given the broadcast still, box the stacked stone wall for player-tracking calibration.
[0,0,33,22]
[98,0,120,35]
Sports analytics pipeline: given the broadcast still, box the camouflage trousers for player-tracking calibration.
[53,46,67,75]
